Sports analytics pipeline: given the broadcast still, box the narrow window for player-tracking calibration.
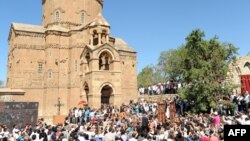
[93,30,98,46]
[80,12,84,24]
[75,60,78,72]
[38,63,43,74]
[55,11,60,22]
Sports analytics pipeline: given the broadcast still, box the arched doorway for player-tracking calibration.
[101,85,113,104]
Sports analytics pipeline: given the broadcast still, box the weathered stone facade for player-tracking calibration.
[7,0,138,121]
[228,54,250,93]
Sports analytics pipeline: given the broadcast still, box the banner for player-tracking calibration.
[241,75,250,94]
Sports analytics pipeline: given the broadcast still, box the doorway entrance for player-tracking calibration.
[101,85,113,104]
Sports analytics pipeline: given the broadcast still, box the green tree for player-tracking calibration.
[158,46,187,81]
[181,29,238,112]
[160,29,238,112]
[137,65,154,88]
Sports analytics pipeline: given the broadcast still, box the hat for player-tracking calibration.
[214,112,218,115]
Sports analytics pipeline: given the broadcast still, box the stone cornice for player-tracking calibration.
[45,43,63,49]
[12,44,45,50]
[45,21,82,28]
[45,30,71,37]
[71,43,86,48]
[44,43,86,49]
[15,31,45,38]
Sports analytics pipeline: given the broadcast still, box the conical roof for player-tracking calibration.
[89,13,110,27]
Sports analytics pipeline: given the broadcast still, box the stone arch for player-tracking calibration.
[97,48,115,60]
[244,62,250,71]
[235,64,242,74]
[98,50,114,70]
[99,82,115,105]
[99,82,115,95]
[80,48,92,72]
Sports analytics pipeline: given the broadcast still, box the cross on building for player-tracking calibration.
[55,97,64,115]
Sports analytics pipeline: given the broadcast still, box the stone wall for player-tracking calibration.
[138,94,178,102]
[228,54,250,93]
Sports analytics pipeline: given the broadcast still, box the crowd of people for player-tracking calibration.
[0,92,250,141]
[138,81,182,95]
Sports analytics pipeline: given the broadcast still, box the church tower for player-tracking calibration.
[7,0,138,123]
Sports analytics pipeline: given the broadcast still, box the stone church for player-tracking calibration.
[6,0,138,120]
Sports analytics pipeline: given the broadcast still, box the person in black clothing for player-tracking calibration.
[175,131,185,141]
[141,114,149,137]
[136,122,142,136]
[39,128,48,141]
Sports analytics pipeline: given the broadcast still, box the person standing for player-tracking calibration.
[213,112,220,130]
[104,128,115,141]
[141,114,149,137]
[12,125,19,140]
[243,91,249,112]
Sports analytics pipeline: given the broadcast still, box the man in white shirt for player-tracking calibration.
[12,125,19,139]
[74,108,79,124]
[104,128,115,141]
[128,132,137,141]
[243,91,249,112]
[222,115,232,125]
[85,126,96,140]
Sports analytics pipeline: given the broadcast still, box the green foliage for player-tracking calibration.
[158,47,187,80]
[137,65,165,88]
[160,29,238,113]
[137,66,154,88]
[151,66,165,84]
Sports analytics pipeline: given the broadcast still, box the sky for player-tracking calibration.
[0,0,250,85]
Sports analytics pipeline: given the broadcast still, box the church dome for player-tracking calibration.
[42,0,103,27]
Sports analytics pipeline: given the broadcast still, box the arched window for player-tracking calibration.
[80,12,85,24]
[236,65,242,74]
[93,30,98,46]
[101,30,107,44]
[84,52,91,72]
[55,11,60,22]
[99,51,112,70]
